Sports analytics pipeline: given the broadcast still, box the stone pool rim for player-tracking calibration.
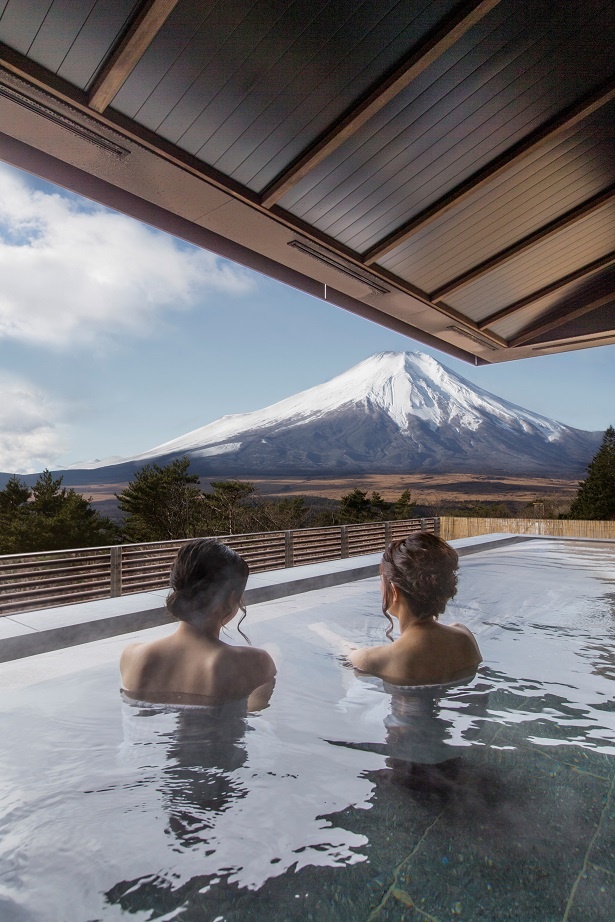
[1,533,613,664]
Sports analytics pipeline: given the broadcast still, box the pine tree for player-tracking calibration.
[0,475,31,514]
[202,480,256,535]
[117,457,205,542]
[369,491,390,520]
[251,496,310,531]
[339,488,372,523]
[394,489,416,520]
[569,426,615,520]
[0,471,117,553]
[31,470,66,517]
[0,475,33,553]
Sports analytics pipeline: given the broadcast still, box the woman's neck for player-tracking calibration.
[176,618,222,643]
[396,605,435,634]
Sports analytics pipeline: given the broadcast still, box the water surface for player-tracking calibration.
[0,539,613,921]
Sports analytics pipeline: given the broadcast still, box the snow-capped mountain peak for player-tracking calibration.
[70,351,599,476]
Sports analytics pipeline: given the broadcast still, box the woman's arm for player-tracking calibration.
[348,644,389,675]
[247,678,276,711]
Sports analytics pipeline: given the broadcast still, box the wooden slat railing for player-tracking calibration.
[0,517,439,616]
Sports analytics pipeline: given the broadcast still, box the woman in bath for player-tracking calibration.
[120,538,276,707]
[349,533,481,686]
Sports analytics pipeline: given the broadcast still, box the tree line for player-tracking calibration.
[0,457,418,554]
[118,460,419,542]
[1,426,613,554]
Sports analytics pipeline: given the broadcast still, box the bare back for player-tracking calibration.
[121,627,276,706]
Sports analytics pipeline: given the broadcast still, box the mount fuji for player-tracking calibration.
[63,351,600,481]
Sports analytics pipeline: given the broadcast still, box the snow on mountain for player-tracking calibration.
[130,353,565,457]
[68,352,600,477]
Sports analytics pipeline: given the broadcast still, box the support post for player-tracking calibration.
[384,520,392,545]
[340,526,349,559]
[110,545,122,597]
[284,531,294,568]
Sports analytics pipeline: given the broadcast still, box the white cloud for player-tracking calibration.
[0,373,68,473]
[0,165,254,347]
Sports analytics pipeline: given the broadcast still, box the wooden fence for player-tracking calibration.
[439,516,615,542]
[0,518,438,617]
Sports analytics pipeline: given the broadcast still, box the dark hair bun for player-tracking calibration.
[381,533,458,621]
[167,539,249,622]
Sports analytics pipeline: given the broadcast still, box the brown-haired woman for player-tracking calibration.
[120,539,276,708]
[349,533,481,686]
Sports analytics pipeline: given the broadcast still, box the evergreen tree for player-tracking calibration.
[0,475,33,553]
[117,457,205,542]
[251,496,310,531]
[0,471,117,553]
[203,480,256,534]
[369,491,390,520]
[569,426,615,520]
[339,488,372,523]
[393,489,416,520]
[0,475,31,515]
[31,470,66,517]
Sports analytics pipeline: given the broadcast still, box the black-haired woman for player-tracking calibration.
[349,533,481,686]
[120,539,276,708]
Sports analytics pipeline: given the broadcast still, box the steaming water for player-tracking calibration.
[0,539,613,921]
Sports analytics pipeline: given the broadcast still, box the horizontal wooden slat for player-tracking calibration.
[0,561,111,580]
[0,519,438,616]
[1,571,111,594]
[0,554,111,575]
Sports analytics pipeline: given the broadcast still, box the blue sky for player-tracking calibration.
[0,161,613,474]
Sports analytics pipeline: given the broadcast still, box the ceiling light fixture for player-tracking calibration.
[288,240,390,295]
[446,325,499,350]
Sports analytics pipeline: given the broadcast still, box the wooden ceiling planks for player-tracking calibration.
[0,0,613,360]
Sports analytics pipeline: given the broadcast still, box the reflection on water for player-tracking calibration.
[0,540,613,920]
[328,673,489,791]
[122,701,250,850]
[106,674,495,916]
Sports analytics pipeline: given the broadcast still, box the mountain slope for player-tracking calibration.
[62,352,600,479]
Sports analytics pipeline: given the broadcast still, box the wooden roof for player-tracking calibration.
[0,0,613,364]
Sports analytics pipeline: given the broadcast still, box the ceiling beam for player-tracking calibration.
[364,75,615,265]
[259,0,502,208]
[430,184,615,300]
[477,251,615,329]
[88,0,180,113]
[530,331,615,351]
[510,291,615,347]
[0,43,501,353]
[0,129,487,365]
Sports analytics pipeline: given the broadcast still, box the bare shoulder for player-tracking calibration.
[120,641,150,687]
[227,645,276,681]
[447,622,482,659]
[447,621,478,642]
[120,641,144,672]
[349,644,389,674]
[120,638,171,684]
[448,622,474,635]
